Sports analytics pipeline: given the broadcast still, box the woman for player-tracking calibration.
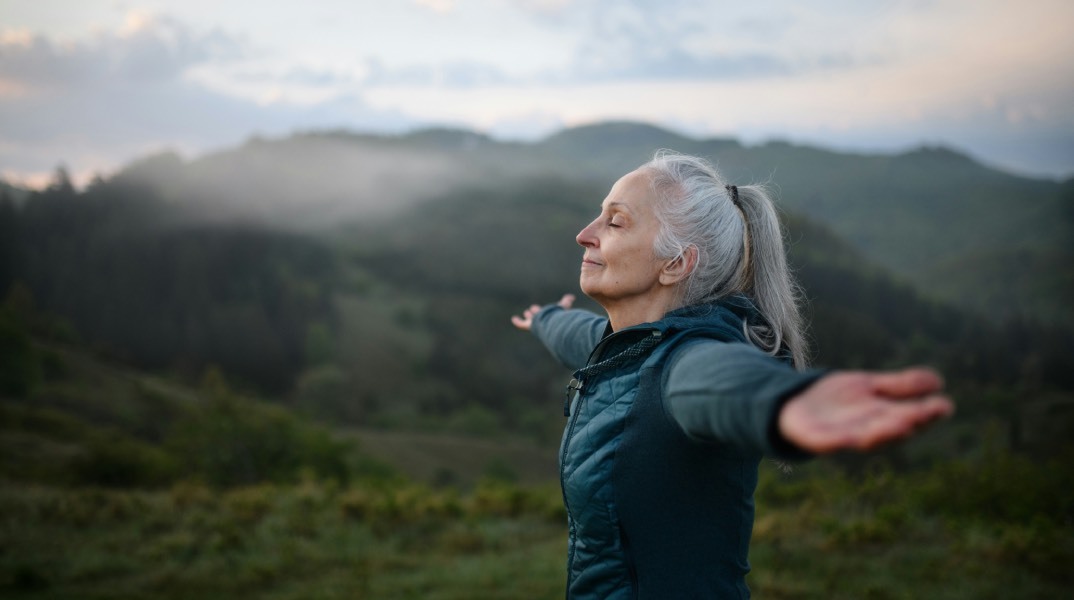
[511,151,953,599]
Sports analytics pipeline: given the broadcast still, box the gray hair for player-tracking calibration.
[643,150,808,369]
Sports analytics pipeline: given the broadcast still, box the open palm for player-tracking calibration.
[779,368,954,453]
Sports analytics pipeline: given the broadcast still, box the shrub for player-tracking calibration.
[911,447,1074,526]
[166,370,352,487]
[0,306,42,396]
[71,433,179,488]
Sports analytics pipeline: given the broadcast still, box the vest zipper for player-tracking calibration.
[559,332,616,594]
[561,400,582,596]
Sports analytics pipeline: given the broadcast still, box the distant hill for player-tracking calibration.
[4,134,1073,461]
[103,121,1072,325]
[524,122,1073,325]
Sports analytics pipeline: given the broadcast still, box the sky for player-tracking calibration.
[1,0,1072,188]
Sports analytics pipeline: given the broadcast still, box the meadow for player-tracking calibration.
[2,447,1070,599]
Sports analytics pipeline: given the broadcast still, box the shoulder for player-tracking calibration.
[534,305,605,328]
[665,336,770,370]
[661,336,795,390]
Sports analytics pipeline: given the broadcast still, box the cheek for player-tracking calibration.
[625,241,658,267]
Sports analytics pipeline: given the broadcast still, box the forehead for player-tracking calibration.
[604,169,656,212]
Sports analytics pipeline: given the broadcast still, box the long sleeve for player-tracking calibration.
[663,339,826,459]
[530,305,608,371]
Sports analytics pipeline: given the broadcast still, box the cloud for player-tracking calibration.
[0,75,415,184]
[565,48,795,83]
[356,1,856,89]
[0,12,414,185]
[0,12,242,91]
[222,65,357,88]
[0,11,252,146]
[363,57,513,88]
[1,0,1070,184]
[517,0,874,84]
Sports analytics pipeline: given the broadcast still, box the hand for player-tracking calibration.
[778,367,955,453]
[511,294,575,331]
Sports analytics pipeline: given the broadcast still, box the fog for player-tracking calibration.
[113,129,556,232]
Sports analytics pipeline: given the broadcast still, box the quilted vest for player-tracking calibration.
[559,302,762,599]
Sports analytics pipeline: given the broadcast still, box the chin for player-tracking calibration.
[578,277,598,298]
[578,285,605,305]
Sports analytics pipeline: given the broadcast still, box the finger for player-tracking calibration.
[559,294,575,309]
[869,367,944,399]
[852,396,955,450]
[510,315,531,330]
[917,395,956,419]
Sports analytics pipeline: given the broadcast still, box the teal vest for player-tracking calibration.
[560,302,762,599]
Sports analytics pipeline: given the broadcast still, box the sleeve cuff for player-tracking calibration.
[764,369,831,460]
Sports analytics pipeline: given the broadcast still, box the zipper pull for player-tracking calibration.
[564,377,584,417]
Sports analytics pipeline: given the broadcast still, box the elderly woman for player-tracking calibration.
[511,151,953,599]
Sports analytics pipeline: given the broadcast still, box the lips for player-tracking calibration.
[581,256,602,267]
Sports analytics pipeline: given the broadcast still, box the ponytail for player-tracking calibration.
[733,183,808,369]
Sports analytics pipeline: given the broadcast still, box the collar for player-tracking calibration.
[618,294,759,343]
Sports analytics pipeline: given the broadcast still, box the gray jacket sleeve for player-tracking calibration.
[663,339,827,459]
[530,305,607,371]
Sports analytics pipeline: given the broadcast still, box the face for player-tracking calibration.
[576,169,668,308]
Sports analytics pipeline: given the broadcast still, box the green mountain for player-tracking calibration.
[3,121,1072,459]
[104,121,1073,325]
[527,122,1073,325]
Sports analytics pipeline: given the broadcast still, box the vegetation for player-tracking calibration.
[0,122,1071,597]
[0,453,1070,599]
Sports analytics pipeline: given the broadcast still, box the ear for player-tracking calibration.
[659,246,698,286]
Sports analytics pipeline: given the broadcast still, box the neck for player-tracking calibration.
[602,289,683,332]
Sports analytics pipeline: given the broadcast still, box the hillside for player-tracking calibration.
[95,121,1074,325]
[2,121,1073,477]
[4,138,1073,451]
[0,322,556,489]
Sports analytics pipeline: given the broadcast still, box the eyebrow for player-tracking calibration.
[603,201,630,212]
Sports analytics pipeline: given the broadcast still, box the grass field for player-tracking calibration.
[347,428,557,487]
[0,480,567,600]
[1,450,1070,599]
[1,336,1070,598]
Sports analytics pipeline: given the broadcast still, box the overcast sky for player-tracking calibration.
[2,0,1072,187]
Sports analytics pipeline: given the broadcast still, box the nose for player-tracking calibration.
[576,219,598,248]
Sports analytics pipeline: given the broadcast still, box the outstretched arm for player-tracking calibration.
[778,367,954,453]
[511,294,607,371]
[511,294,574,331]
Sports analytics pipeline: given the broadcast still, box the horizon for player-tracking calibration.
[6,118,1061,193]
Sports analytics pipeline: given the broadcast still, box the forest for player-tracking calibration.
[0,122,1071,598]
